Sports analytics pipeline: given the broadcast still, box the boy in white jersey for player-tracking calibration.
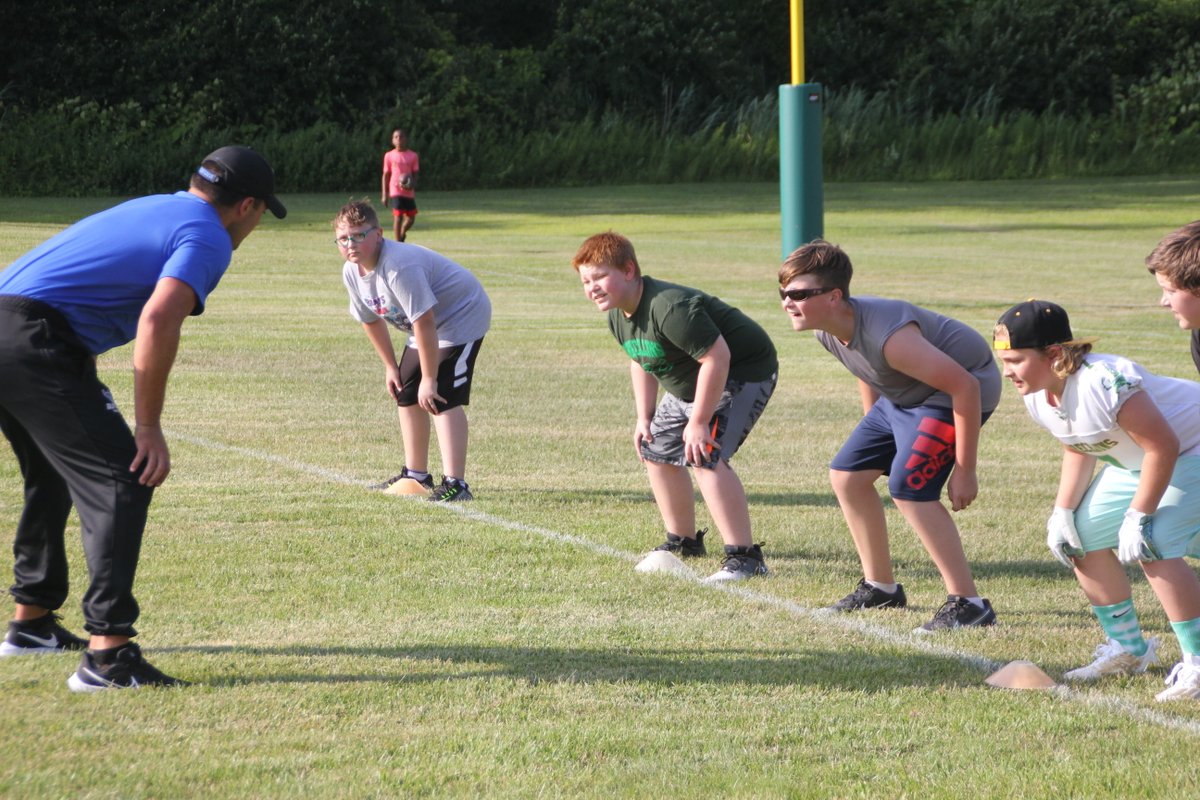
[334,200,490,502]
[994,299,1200,701]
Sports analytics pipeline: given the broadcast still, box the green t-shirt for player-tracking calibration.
[607,276,777,401]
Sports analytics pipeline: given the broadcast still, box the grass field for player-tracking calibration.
[3,178,1200,798]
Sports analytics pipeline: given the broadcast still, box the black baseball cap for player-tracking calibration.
[993,299,1096,350]
[197,145,287,219]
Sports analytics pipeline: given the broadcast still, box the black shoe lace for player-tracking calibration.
[931,597,966,624]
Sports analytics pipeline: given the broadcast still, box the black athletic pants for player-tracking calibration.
[0,296,153,637]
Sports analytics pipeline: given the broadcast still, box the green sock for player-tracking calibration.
[1169,616,1200,657]
[1093,599,1148,656]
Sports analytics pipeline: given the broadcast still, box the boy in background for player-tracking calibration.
[572,231,777,582]
[381,128,420,242]
[334,200,488,502]
[778,240,1001,632]
[1145,220,1200,374]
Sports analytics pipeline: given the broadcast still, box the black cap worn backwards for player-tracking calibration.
[197,145,287,219]
[994,299,1096,350]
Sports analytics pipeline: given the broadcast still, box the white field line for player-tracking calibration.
[171,431,1200,736]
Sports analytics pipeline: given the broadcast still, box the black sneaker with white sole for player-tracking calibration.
[653,528,707,557]
[369,467,435,491]
[916,596,997,633]
[428,476,473,502]
[829,578,908,612]
[67,643,188,692]
[705,543,768,582]
[0,613,88,656]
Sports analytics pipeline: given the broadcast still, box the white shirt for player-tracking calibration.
[343,240,490,347]
[1024,354,1200,470]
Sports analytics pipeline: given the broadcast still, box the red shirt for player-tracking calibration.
[383,149,420,198]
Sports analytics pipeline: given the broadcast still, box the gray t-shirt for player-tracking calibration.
[343,240,491,347]
[816,296,1001,412]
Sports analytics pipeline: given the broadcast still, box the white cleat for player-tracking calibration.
[1063,637,1159,682]
[1156,658,1200,702]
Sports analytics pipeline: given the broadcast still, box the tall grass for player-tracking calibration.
[2,89,1199,196]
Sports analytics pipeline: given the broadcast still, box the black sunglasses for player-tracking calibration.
[779,286,835,302]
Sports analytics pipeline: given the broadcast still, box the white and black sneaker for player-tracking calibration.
[653,528,707,557]
[705,544,768,582]
[428,476,473,502]
[915,596,997,633]
[829,578,908,612]
[0,613,88,656]
[369,467,435,492]
[67,643,187,693]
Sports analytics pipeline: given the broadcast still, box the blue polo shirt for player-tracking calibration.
[0,192,233,354]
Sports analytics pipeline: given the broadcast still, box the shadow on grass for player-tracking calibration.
[492,487,843,509]
[158,641,981,692]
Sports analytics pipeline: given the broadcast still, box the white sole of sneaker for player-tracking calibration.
[67,672,113,693]
[703,570,768,583]
[0,642,64,657]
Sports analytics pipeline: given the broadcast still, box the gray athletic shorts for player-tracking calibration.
[640,374,777,469]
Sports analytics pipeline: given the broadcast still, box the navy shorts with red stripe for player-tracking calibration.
[830,397,992,502]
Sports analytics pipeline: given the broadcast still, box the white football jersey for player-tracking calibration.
[1024,354,1200,471]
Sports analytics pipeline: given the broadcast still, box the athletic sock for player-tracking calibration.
[1093,599,1148,656]
[407,469,431,482]
[866,580,899,594]
[1169,616,1200,657]
[88,644,127,666]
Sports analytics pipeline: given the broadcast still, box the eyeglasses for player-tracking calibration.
[779,286,834,302]
[335,228,377,247]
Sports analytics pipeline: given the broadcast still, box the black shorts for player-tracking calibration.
[394,338,483,411]
[388,196,418,216]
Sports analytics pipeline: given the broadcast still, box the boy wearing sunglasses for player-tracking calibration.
[334,200,490,502]
[779,240,1001,631]
[573,231,778,581]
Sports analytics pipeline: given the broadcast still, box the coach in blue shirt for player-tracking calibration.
[0,146,285,691]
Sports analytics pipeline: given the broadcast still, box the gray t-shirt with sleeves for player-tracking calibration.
[815,296,1001,412]
[342,240,491,347]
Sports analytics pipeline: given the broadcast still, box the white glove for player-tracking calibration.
[1046,506,1084,568]
[1117,508,1160,565]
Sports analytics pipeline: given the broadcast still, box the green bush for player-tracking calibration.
[4,87,1200,197]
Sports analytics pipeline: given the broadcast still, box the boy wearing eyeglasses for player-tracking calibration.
[573,231,778,581]
[779,240,1002,631]
[1145,220,1200,375]
[334,199,490,502]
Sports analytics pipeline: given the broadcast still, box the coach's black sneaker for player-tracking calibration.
[829,578,908,612]
[428,476,473,502]
[705,543,768,582]
[0,613,88,656]
[370,467,435,492]
[915,596,997,633]
[67,643,188,693]
[653,528,708,557]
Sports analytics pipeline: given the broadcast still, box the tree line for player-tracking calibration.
[1,0,1197,194]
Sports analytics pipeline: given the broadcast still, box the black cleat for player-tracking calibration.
[829,578,908,612]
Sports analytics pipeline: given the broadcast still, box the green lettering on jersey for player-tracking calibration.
[1093,362,1133,394]
[623,339,665,361]
[623,339,671,375]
